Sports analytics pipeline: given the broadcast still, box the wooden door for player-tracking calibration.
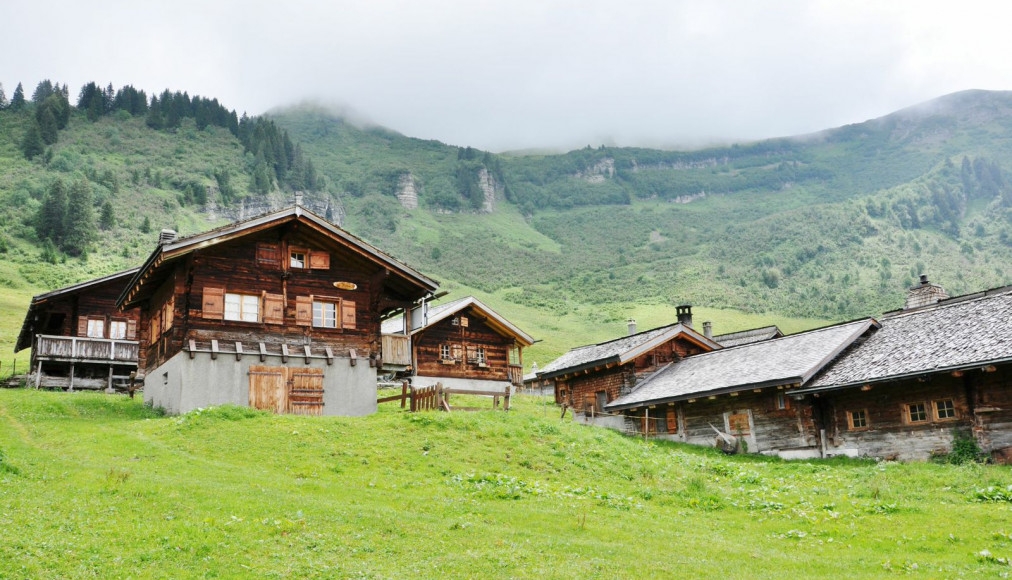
[287,368,325,416]
[249,366,287,413]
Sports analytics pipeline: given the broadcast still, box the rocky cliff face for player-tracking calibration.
[395,173,419,210]
[203,191,344,225]
[478,168,499,213]
[578,158,615,183]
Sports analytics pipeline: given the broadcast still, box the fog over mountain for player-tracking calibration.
[3,1,1012,151]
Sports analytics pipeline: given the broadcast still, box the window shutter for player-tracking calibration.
[77,317,89,337]
[295,296,313,326]
[150,310,161,345]
[308,251,330,270]
[666,408,677,434]
[451,345,462,360]
[126,319,137,340]
[341,300,356,329]
[256,242,280,267]
[162,300,174,330]
[202,287,225,320]
[263,293,285,325]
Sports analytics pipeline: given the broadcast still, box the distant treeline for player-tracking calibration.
[3,79,319,195]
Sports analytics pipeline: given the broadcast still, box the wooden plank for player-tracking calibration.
[235,342,244,361]
[249,365,286,413]
[441,388,511,397]
[189,339,196,359]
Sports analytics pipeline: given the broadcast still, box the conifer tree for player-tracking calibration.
[140,216,151,233]
[145,96,163,129]
[63,180,95,256]
[100,200,115,230]
[21,120,45,159]
[0,83,7,109]
[10,82,25,110]
[31,80,54,104]
[36,180,68,244]
[37,106,58,145]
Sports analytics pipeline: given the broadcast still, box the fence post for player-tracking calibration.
[410,386,417,412]
[401,381,408,409]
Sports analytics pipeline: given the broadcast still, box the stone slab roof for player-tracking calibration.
[800,287,1012,393]
[538,322,720,379]
[607,319,875,410]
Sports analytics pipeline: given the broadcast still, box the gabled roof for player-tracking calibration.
[797,286,1012,395]
[606,319,877,411]
[118,206,438,308]
[713,325,783,348]
[538,322,721,380]
[15,268,140,352]
[381,296,534,346]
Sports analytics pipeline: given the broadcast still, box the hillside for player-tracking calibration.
[2,389,1012,577]
[2,85,1012,371]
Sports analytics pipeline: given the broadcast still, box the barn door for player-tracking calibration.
[249,366,287,413]
[287,368,325,416]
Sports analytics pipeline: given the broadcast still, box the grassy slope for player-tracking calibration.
[2,390,1012,578]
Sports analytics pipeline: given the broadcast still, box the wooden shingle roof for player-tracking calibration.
[607,319,877,411]
[538,322,720,380]
[797,287,1012,394]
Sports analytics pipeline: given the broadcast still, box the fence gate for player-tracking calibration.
[249,366,287,413]
[288,368,325,416]
[248,366,325,416]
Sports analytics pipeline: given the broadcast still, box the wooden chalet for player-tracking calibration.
[14,268,141,391]
[606,319,878,458]
[381,296,534,391]
[793,279,1012,461]
[538,306,720,427]
[117,206,438,416]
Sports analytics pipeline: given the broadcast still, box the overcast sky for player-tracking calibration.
[3,1,1011,151]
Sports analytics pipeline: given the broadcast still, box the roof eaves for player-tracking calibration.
[794,356,1012,397]
[606,376,805,411]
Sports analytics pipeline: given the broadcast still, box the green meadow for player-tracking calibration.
[2,389,1012,578]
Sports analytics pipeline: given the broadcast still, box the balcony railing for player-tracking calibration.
[35,334,139,364]
[507,364,524,386]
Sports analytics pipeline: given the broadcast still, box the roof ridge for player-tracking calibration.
[882,285,1012,320]
[683,318,872,359]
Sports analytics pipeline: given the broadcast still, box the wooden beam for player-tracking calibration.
[324,346,334,365]
[235,342,244,361]
[188,339,196,359]
[210,340,218,360]
[259,342,267,362]
[303,345,312,364]
[349,348,357,366]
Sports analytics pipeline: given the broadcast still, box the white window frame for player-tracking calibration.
[86,318,105,339]
[312,300,338,328]
[290,249,307,269]
[224,293,260,323]
[109,320,127,340]
[440,344,452,360]
[475,346,486,365]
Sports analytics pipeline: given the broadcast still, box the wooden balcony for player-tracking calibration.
[35,334,139,365]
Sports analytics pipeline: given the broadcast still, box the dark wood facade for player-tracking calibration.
[15,270,140,390]
[138,227,396,372]
[412,307,523,384]
[809,364,1012,461]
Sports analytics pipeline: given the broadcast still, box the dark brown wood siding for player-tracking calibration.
[413,308,514,381]
[141,226,407,373]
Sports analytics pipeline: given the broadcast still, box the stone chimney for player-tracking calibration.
[294,192,304,207]
[158,229,178,246]
[676,305,693,328]
[904,274,949,310]
[703,321,713,340]
[627,319,637,336]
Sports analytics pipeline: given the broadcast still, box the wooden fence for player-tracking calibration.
[378,382,511,413]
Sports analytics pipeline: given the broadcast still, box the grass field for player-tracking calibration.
[2,389,1012,578]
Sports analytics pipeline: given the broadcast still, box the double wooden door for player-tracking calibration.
[248,366,325,415]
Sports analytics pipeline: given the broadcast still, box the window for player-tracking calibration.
[847,409,868,430]
[906,402,928,424]
[452,317,459,326]
[312,300,338,328]
[934,399,957,420]
[86,318,105,338]
[475,347,486,365]
[776,392,789,410]
[290,248,308,269]
[224,293,260,322]
[109,320,127,340]
[440,344,452,360]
